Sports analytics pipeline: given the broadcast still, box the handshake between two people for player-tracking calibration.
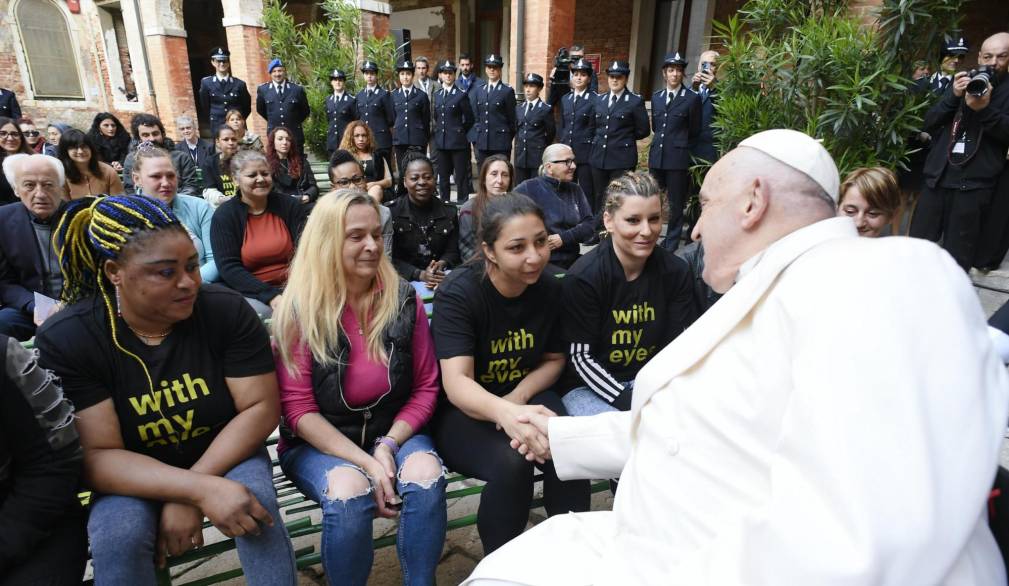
[495,392,557,465]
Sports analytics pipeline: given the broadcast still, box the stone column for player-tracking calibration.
[222,0,270,136]
[141,0,194,138]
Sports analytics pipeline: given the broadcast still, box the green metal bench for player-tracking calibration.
[19,225,598,584]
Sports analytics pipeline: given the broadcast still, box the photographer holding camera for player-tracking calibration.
[909,32,1009,271]
[549,45,598,107]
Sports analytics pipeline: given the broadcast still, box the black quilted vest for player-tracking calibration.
[280,280,417,449]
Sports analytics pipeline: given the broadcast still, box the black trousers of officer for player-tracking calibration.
[974,167,1009,270]
[650,168,690,250]
[477,149,511,171]
[514,166,539,186]
[590,168,630,213]
[573,164,595,212]
[438,147,471,203]
[392,145,424,197]
[909,184,991,271]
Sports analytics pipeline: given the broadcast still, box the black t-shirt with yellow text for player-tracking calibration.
[562,237,696,386]
[36,285,274,469]
[432,264,565,397]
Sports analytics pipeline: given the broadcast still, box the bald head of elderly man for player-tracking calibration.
[0,154,67,340]
[465,129,1009,586]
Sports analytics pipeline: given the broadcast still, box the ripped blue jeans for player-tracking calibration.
[279,434,447,586]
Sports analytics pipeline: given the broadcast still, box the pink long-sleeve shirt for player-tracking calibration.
[276,295,439,455]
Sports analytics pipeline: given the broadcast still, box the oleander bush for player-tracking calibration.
[710,0,963,177]
[261,0,401,157]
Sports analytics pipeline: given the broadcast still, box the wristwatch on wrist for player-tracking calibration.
[374,435,400,456]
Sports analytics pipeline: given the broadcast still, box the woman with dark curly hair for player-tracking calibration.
[87,113,131,172]
[266,126,317,205]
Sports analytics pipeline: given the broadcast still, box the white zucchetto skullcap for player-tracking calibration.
[739,129,840,203]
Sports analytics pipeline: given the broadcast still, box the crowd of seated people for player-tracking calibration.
[0,95,956,586]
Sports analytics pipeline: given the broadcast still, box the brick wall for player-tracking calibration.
[572,0,633,65]
[112,13,138,99]
[225,24,270,136]
[361,10,392,45]
[145,35,195,138]
[387,0,452,63]
[0,0,143,132]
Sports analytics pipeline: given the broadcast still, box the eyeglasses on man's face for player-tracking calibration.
[550,159,576,167]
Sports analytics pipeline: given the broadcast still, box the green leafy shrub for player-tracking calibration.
[710,0,962,178]
[261,0,399,157]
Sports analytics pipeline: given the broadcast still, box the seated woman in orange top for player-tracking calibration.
[210,150,308,318]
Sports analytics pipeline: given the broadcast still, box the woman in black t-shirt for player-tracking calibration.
[561,171,697,415]
[431,193,591,555]
[35,195,297,585]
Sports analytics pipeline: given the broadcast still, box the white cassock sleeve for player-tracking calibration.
[674,251,1009,585]
[549,411,633,481]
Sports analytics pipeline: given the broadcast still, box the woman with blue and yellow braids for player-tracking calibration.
[34,195,297,585]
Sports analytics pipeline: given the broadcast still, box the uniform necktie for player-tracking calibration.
[609,93,617,109]
[525,102,531,117]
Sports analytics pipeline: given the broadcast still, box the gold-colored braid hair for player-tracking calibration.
[54,196,183,429]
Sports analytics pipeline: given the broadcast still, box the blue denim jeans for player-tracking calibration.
[279,434,447,586]
[87,449,297,586]
[562,385,626,416]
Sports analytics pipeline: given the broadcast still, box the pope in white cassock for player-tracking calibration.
[463,129,1009,585]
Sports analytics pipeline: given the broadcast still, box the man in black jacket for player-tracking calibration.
[256,58,311,153]
[910,32,1009,271]
[513,73,556,184]
[174,114,216,168]
[0,334,86,585]
[0,87,20,120]
[0,154,66,341]
[197,47,252,135]
[121,114,202,195]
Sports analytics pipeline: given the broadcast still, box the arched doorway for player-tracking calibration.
[183,0,227,135]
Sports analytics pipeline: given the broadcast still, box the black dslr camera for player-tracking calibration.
[554,46,571,70]
[966,65,998,98]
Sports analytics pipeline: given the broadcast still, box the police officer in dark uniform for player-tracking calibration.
[0,87,21,120]
[649,52,701,250]
[513,73,556,184]
[356,60,396,181]
[198,47,252,136]
[325,68,357,156]
[255,58,311,153]
[469,53,517,169]
[392,59,432,181]
[589,60,650,212]
[559,58,598,209]
[432,60,474,202]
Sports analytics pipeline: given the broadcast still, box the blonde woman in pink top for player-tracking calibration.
[272,189,446,586]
